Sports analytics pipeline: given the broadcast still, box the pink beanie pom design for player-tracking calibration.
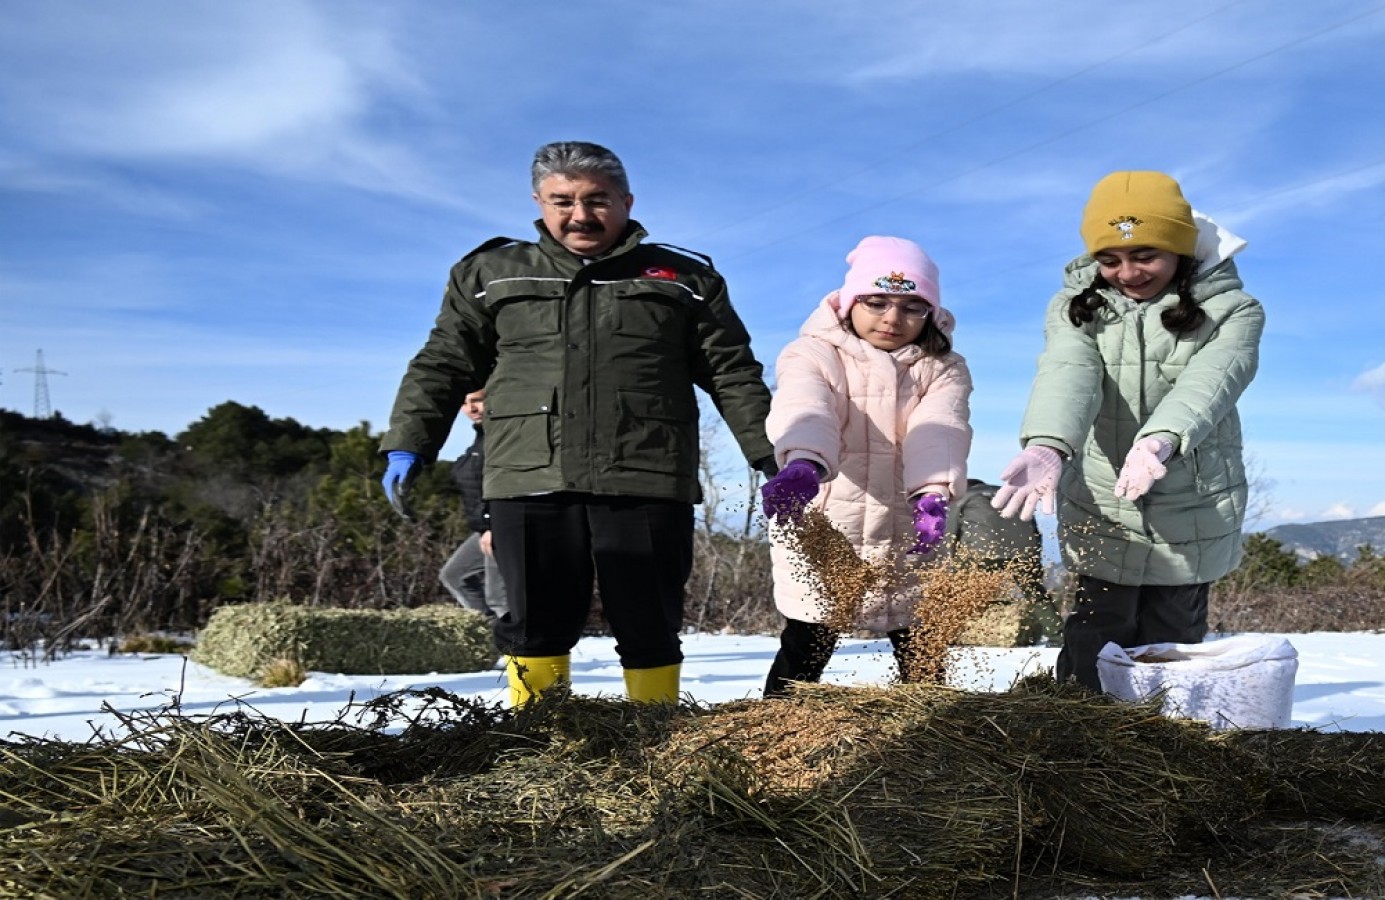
[836,236,941,318]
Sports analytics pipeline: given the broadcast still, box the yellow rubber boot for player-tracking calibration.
[505,655,570,707]
[623,663,681,703]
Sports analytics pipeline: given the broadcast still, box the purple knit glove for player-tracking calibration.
[760,459,820,524]
[909,493,948,555]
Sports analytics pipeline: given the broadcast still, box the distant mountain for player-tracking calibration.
[1260,516,1385,562]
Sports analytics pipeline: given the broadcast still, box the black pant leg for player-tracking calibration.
[488,494,595,657]
[764,618,839,698]
[1135,582,1210,646]
[587,496,694,670]
[887,628,926,683]
[1056,575,1141,690]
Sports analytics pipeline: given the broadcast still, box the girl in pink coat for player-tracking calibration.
[759,236,973,698]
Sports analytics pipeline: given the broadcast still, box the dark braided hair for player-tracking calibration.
[1066,256,1206,335]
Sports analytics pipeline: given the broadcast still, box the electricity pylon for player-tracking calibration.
[15,349,67,419]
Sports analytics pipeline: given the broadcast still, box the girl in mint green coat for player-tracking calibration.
[993,171,1264,690]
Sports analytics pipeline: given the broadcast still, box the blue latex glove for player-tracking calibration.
[382,450,421,519]
[760,459,820,524]
[909,493,948,555]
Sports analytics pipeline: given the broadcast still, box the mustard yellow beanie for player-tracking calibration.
[1080,171,1197,257]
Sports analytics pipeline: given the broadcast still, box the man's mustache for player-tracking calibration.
[564,221,604,235]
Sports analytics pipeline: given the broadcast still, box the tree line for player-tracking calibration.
[0,404,775,653]
[3,404,1381,654]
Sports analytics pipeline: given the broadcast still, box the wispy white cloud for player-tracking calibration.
[1319,503,1357,520]
[0,2,490,209]
[1370,501,1385,517]
[1351,361,1385,406]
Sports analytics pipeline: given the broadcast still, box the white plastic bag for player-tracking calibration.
[1096,635,1299,730]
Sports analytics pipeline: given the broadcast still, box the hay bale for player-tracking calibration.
[960,673,1269,877]
[5,679,1384,898]
[192,601,494,679]
[1220,729,1385,821]
[653,678,1264,887]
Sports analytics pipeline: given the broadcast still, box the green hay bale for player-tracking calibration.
[191,601,494,678]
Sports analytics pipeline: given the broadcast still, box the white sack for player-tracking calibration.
[1096,635,1298,730]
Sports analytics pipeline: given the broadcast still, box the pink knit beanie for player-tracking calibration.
[836,236,941,318]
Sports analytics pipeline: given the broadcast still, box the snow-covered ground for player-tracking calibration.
[4,631,1382,741]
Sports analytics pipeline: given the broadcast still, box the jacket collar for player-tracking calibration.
[799,292,926,365]
[533,219,649,266]
[1063,254,1245,308]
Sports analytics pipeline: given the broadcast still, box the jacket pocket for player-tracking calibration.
[484,387,555,471]
[1192,443,1233,495]
[485,277,567,338]
[612,388,695,474]
[612,280,695,345]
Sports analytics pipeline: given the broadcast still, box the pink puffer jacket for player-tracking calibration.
[767,293,973,631]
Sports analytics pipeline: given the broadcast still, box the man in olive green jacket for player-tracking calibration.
[381,141,775,706]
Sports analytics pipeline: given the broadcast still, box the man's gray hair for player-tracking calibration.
[531,141,629,195]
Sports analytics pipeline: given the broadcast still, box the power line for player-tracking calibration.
[15,349,68,419]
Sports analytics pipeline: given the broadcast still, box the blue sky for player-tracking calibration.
[2,1,1383,529]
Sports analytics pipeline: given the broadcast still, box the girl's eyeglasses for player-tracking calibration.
[856,296,931,321]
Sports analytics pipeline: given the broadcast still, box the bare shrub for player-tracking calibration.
[1210,584,1385,634]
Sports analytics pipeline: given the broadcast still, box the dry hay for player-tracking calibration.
[4,678,1383,899]
[1219,728,1385,821]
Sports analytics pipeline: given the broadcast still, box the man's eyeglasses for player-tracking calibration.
[540,196,618,213]
[856,296,931,321]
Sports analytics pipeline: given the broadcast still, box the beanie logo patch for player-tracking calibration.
[1109,215,1143,241]
[872,271,917,293]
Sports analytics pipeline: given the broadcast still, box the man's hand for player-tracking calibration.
[381,451,421,519]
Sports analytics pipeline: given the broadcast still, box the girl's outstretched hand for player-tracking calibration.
[1114,436,1174,501]
[760,459,821,524]
[992,446,1062,520]
[908,493,948,555]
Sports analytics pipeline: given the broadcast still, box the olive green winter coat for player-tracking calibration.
[381,221,774,503]
[1019,256,1264,585]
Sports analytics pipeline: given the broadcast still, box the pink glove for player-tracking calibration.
[760,459,820,523]
[1114,436,1174,501]
[992,446,1063,520]
[908,493,948,555]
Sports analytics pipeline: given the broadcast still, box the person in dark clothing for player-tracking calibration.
[380,141,775,706]
[438,389,508,620]
[945,478,1062,646]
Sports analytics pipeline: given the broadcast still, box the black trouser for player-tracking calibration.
[488,493,693,669]
[764,618,914,698]
[1056,575,1210,691]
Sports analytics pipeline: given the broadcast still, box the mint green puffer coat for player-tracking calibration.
[1019,255,1264,585]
